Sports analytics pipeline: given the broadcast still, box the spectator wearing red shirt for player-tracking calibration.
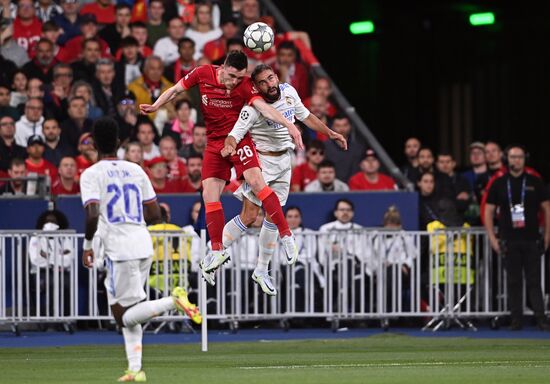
[51,156,79,195]
[147,156,184,194]
[291,140,325,192]
[159,136,187,181]
[348,149,397,191]
[303,77,338,119]
[114,22,153,61]
[273,41,310,100]
[80,0,115,26]
[203,17,239,64]
[25,135,58,182]
[75,132,97,180]
[180,154,202,193]
[59,15,111,64]
[12,0,42,54]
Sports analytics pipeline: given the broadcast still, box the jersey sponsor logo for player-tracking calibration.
[202,94,208,106]
[240,110,250,121]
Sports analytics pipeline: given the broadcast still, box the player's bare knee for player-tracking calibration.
[111,303,127,328]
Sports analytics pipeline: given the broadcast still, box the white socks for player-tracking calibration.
[256,219,278,274]
[122,324,143,372]
[122,297,174,327]
[223,215,248,248]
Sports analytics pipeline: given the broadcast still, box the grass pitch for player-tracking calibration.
[1,334,549,383]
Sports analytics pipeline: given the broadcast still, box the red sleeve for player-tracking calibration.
[348,173,362,191]
[291,166,303,190]
[178,65,202,89]
[240,78,263,105]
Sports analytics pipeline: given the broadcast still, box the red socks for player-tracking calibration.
[258,186,291,238]
[205,201,225,251]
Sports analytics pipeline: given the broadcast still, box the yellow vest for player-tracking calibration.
[427,221,475,285]
[147,223,192,291]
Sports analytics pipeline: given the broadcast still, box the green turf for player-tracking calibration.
[1,334,550,383]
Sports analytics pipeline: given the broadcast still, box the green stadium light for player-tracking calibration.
[349,21,375,35]
[469,12,495,26]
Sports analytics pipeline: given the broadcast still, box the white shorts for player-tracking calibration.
[104,256,152,307]
[234,150,292,207]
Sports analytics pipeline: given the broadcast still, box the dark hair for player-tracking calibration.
[115,3,131,12]
[120,36,139,48]
[285,205,302,216]
[332,113,349,122]
[306,139,325,152]
[9,157,25,170]
[226,37,244,49]
[318,159,335,170]
[277,40,297,53]
[42,21,60,32]
[0,82,10,91]
[36,38,53,48]
[35,209,69,230]
[224,50,248,71]
[187,153,203,162]
[92,117,119,154]
[417,170,434,182]
[130,21,147,29]
[178,37,195,49]
[436,151,453,159]
[82,37,101,50]
[335,198,354,211]
[251,64,273,82]
[417,146,434,157]
[175,98,192,110]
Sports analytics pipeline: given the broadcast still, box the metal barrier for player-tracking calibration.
[0,228,547,333]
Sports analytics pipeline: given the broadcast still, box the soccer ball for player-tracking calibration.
[243,22,274,53]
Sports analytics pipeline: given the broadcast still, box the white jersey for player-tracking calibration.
[80,159,157,261]
[229,83,310,152]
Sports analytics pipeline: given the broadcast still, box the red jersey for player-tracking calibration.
[178,65,261,150]
[115,45,153,60]
[166,158,187,181]
[348,172,397,191]
[51,179,80,195]
[152,179,184,194]
[75,155,93,180]
[25,159,58,181]
[180,179,199,193]
[58,36,111,63]
[291,163,318,191]
[80,3,115,25]
[13,17,42,53]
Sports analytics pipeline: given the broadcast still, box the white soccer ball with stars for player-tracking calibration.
[243,22,274,53]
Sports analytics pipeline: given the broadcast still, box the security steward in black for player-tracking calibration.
[484,144,550,331]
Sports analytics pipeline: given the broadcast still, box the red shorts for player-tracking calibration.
[202,136,261,182]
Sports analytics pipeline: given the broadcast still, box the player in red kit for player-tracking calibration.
[140,51,303,284]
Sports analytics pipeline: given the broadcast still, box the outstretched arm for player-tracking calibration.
[252,98,304,150]
[302,114,348,150]
[139,82,186,115]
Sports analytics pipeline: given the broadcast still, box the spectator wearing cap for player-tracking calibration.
[25,134,58,181]
[0,116,27,171]
[92,58,122,118]
[1,158,27,195]
[291,140,325,192]
[348,149,397,191]
[0,84,20,121]
[99,4,132,54]
[203,17,238,64]
[136,119,160,161]
[147,156,184,194]
[304,159,349,192]
[159,136,187,181]
[12,0,42,54]
[15,97,45,147]
[53,0,82,46]
[114,92,139,143]
[75,132,97,179]
[164,38,196,84]
[42,118,74,167]
[128,56,173,120]
[35,0,62,23]
[461,141,490,203]
[51,156,79,195]
[22,38,58,83]
[80,0,115,26]
[114,37,144,90]
[60,96,93,149]
[146,0,168,47]
[324,115,365,182]
[59,15,111,64]
[153,17,186,65]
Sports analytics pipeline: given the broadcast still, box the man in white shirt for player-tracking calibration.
[304,159,349,192]
[218,64,347,294]
[153,17,186,65]
[80,117,201,382]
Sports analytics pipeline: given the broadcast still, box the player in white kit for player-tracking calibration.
[218,64,348,295]
[80,117,202,382]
